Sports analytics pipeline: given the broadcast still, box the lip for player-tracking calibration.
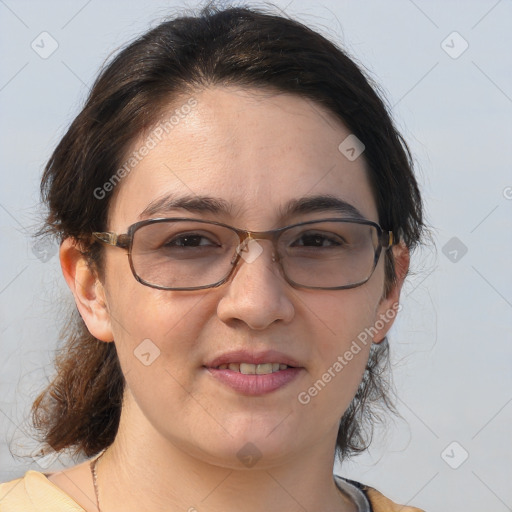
[204,349,302,369]
[203,349,304,396]
[205,367,303,396]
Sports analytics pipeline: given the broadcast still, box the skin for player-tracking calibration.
[50,86,409,512]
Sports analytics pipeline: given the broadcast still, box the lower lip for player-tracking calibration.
[205,367,303,396]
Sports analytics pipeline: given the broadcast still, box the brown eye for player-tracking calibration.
[164,233,219,248]
[292,232,344,247]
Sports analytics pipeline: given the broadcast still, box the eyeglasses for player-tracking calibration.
[92,217,394,291]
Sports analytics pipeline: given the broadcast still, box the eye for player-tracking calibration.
[292,231,344,248]
[164,232,220,248]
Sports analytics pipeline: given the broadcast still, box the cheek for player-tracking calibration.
[104,249,206,343]
[108,287,211,363]
[298,273,384,409]
[306,281,380,356]
[104,286,216,433]
[102,253,212,383]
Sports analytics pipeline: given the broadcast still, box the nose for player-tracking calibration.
[216,239,295,330]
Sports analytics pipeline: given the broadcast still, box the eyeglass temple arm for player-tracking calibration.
[381,230,394,248]
[92,232,131,249]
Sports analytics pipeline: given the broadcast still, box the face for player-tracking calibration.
[81,86,404,468]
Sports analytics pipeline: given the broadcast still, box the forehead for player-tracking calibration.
[108,86,377,229]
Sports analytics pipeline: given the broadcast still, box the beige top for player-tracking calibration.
[0,471,86,511]
[0,470,425,512]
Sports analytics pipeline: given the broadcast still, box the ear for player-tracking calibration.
[59,238,114,342]
[372,242,410,343]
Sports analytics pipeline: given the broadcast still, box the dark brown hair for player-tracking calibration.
[33,3,424,462]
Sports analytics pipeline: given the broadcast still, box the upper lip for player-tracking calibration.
[204,349,302,368]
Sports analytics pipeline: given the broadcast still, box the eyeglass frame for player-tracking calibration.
[92,217,394,291]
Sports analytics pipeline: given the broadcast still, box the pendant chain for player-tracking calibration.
[90,449,107,512]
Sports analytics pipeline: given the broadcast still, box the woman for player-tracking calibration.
[0,4,426,511]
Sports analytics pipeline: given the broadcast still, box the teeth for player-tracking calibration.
[216,362,289,374]
[256,363,273,375]
[240,363,256,375]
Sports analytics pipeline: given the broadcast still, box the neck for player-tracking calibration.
[95,392,355,512]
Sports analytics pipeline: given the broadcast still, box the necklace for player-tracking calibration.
[90,449,107,512]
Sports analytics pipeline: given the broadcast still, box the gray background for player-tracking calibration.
[1,1,511,511]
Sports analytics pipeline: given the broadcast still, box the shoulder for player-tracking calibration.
[0,471,85,512]
[335,475,425,512]
[361,484,426,512]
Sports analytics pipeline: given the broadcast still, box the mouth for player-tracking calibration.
[203,350,303,396]
[204,349,302,372]
[213,362,291,374]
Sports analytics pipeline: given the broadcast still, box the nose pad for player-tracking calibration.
[231,237,277,266]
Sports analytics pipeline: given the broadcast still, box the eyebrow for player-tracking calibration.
[139,194,232,219]
[139,193,366,221]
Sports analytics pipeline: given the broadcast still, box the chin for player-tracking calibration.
[170,422,299,470]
